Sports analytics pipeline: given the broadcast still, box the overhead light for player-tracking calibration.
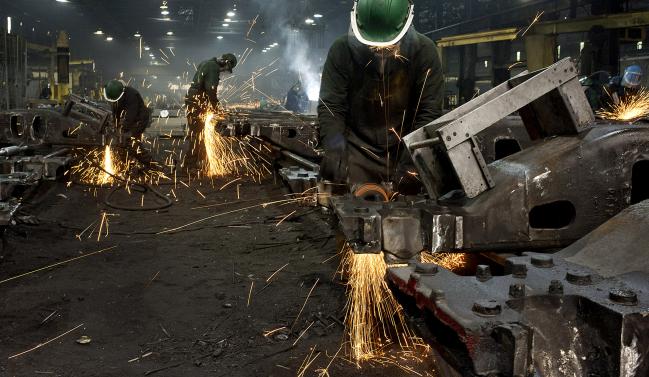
[224,18,231,22]
[94,29,104,35]
[227,11,235,17]
[217,35,224,40]
[56,0,70,3]
[166,31,174,35]
[305,18,314,24]
[262,50,267,53]
[6,17,11,34]
[106,36,113,41]
[222,23,229,27]
[144,46,150,50]
[161,10,170,15]
[134,32,141,37]
[314,13,323,18]
[160,1,168,9]
[272,42,278,46]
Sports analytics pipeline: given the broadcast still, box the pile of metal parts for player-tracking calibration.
[0,94,117,240]
[331,58,649,376]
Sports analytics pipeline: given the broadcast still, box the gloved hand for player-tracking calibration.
[319,133,348,183]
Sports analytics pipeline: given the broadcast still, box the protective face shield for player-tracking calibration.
[103,79,126,103]
[351,0,414,47]
[622,65,643,89]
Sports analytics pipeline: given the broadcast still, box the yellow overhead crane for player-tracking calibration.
[436,11,649,71]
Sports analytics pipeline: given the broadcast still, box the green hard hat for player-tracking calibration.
[221,53,238,72]
[351,0,414,47]
[103,79,125,102]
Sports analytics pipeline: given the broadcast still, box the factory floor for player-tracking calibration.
[0,175,434,376]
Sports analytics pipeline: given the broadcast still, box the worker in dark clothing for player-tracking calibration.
[607,65,643,106]
[317,0,444,192]
[580,71,611,111]
[184,53,238,169]
[103,79,152,163]
[285,82,308,113]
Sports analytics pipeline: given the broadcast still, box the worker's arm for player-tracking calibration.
[412,39,445,129]
[204,62,221,110]
[318,38,350,149]
[317,38,352,182]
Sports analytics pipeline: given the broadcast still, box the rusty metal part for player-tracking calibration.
[387,200,649,377]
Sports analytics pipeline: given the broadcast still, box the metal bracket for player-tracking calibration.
[405,58,594,199]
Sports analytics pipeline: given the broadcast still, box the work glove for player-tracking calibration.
[319,133,348,183]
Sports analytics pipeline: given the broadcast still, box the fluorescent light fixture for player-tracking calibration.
[6,17,11,34]
[144,46,150,50]
[161,10,170,15]
[106,36,113,41]
[94,29,104,35]
[272,42,278,46]
[314,14,323,18]
[160,1,168,9]
[222,23,229,27]
[305,18,314,24]
[56,0,70,3]
[134,32,141,37]
[227,11,235,17]
[217,35,224,40]
[166,31,174,35]
[224,18,231,22]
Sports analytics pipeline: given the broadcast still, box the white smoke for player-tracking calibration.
[282,28,322,101]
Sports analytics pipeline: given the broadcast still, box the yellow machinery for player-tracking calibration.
[436,11,649,71]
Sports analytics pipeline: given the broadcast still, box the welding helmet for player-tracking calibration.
[103,79,126,102]
[221,53,238,73]
[351,0,414,47]
[621,65,643,89]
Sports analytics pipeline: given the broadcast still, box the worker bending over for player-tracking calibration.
[103,79,152,163]
[318,0,444,193]
[184,53,238,169]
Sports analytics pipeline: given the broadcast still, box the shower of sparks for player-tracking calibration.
[597,89,649,122]
[420,251,468,271]
[101,145,117,184]
[200,111,270,180]
[70,143,168,187]
[338,245,415,363]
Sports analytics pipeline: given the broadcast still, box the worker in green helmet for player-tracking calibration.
[103,79,153,163]
[184,53,238,169]
[318,0,444,193]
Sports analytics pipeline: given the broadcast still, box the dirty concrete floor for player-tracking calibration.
[0,176,438,377]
